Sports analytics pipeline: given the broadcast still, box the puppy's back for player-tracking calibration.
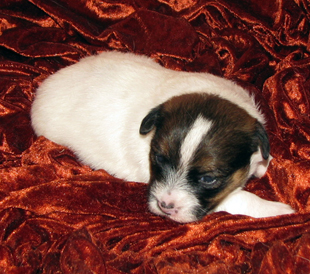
[31,52,168,182]
[31,52,164,140]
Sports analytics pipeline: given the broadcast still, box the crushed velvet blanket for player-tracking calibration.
[1,0,310,273]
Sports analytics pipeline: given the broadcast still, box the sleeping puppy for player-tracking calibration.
[31,51,295,223]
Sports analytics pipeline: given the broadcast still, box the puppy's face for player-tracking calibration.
[140,93,270,223]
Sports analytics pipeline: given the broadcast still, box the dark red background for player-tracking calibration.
[1,0,310,273]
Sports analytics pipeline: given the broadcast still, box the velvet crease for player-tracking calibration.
[0,0,310,273]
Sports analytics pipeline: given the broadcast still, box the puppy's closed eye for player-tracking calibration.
[155,154,166,165]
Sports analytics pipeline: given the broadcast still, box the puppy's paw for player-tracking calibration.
[214,188,295,218]
[262,200,295,217]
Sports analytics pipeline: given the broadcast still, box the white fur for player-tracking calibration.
[250,148,273,178]
[31,51,295,220]
[180,116,213,168]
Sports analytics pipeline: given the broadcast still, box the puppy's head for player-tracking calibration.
[140,93,270,223]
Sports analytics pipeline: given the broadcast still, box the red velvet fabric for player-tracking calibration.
[1,0,310,273]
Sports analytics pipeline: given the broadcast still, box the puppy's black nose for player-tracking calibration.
[160,201,174,209]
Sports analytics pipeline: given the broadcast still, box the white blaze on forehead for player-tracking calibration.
[180,115,213,167]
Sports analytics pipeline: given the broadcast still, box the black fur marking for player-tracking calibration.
[139,105,162,135]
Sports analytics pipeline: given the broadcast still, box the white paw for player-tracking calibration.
[214,188,295,218]
[261,200,295,217]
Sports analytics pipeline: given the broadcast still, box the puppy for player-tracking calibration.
[31,51,295,223]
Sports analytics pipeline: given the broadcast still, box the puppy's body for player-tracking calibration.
[31,51,294,222]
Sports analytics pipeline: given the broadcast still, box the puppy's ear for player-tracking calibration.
[255,121,270,160]
[249,122,272,178]
[139,105,162,135]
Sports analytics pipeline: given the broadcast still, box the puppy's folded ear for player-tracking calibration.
[139,105,162,135]
[249,122,272,178]
[255,121,270,160]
